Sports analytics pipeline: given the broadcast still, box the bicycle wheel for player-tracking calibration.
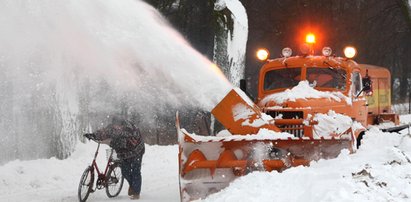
[78,166,94,202]
[105,163,124,198]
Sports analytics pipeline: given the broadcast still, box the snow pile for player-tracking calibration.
[400,114,411,124]
[373,114,411,131]
[203,126,411,202]
[312,110,358,137]
[254,128,294,139]
[376,121,396,129]
[352,121,367,132]
[261,81,351,105]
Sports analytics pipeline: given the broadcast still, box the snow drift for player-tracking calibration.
[202,126,411,202]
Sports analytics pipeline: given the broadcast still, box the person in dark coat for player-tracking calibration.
[86,116,145,199]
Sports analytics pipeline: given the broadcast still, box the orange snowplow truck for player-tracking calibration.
[176,34,403,201]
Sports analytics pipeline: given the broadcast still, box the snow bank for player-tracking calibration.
[202,126,411,202]
[400,114,411,124]
[261,81,351,105]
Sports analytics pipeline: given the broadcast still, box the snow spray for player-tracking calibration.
[0,0,231,164]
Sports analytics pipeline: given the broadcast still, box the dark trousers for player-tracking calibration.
[121,154,143,194]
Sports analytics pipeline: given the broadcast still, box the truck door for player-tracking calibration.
[352,72,367,126]
[366,78,379,115]
[378,78,390,114]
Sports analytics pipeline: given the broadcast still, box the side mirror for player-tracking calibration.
[356,70,373,98]
[357,70,373,97]
[362,76,372,93]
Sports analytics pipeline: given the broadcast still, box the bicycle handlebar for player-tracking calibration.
[84,133,96,140]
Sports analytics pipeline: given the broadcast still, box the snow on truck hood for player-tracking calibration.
[260,81,352,106]
[311,110,365,138]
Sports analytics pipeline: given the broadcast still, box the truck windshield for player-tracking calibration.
[306,67,346,90]
[264,68,301,91]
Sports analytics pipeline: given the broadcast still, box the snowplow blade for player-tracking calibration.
[176,88,354,201]
[177,125,352,201]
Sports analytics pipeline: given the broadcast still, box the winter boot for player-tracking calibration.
[130,194,140,200]
[128,186,134,196]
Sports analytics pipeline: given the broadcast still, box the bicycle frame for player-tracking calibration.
[78,139,124,202]
[90,143,115,190]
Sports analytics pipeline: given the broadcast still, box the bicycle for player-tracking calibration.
[78,134,125,202]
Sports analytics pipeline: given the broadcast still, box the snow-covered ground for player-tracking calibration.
[1,115,411,202]
[0,143,180,202]
[204,128,411,202]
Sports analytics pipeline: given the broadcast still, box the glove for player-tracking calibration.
[84,133,96,140]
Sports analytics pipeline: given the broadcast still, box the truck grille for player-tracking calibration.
[266,111,304,138]
[266,111,303,119]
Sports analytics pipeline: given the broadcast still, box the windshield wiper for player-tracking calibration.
[324,61,347,79]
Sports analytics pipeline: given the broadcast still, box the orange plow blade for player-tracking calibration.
[176,88,354,201]
[176,116,352,201]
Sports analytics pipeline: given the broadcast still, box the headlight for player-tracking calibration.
[282,47,292,58]
[344,46,357,58]
[256,48,270,61]
[322,47,332,56]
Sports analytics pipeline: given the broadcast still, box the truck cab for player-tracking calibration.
[254,44,369,139]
